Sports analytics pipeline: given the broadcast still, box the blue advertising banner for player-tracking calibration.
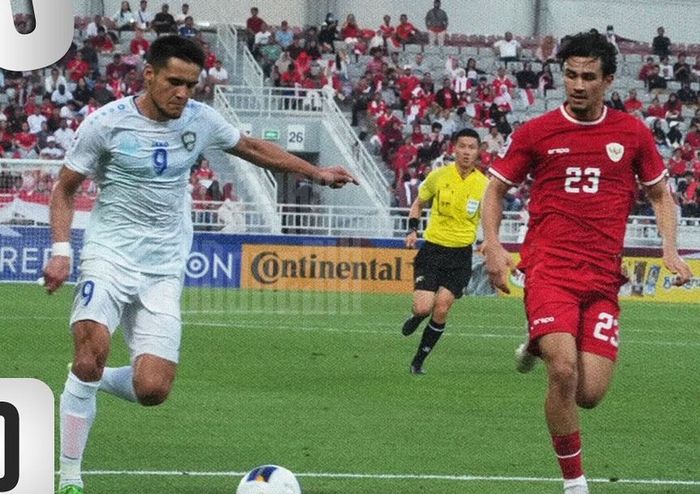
[0,227,407,288]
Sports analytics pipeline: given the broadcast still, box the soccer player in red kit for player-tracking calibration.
[480,32,693,494]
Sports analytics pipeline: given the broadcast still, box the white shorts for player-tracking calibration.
[70,258,184,363]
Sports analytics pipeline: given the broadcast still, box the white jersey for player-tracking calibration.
[66,96,240,275]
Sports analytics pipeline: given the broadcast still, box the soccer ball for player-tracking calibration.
[236,465,302,494]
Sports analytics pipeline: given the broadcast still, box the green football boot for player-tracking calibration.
[57,485,84,494]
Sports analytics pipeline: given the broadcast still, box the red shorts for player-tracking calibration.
[523,260,623,361]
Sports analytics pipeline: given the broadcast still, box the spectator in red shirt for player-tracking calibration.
[668,148,688,178]
[637,56,656,86]
[663,93,683,122]
[492,66,516,97]
[106,53,132,81]
[395,14,418,45]
[691,152,700,181]
[397,66,420,107]
[14,121,37,158]
[623,89,643,114]
[686,123,700,149]
[246,7,265,50]
[435,77,458,110]
[381,16,402,53]
[66,52,90,83]
[393,135,418,185]
[646,96,666,119]
[340,14,361,41]
[130,28,150,56]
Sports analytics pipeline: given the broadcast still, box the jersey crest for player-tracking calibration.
[605,142,624,163]
[181,131,197,152]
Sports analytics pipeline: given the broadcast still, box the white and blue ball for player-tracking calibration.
[236,465,302,494]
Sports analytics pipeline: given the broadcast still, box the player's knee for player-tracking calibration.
[71,354,107,382]
[547,360,578,395]
[134,378,171,406]
[432,304,450,321]
[576,390,605,409]
[412,305,432,318]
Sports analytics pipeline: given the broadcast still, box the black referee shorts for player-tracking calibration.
[412,241,473,299]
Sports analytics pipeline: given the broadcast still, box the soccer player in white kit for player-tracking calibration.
[42,36,358,494]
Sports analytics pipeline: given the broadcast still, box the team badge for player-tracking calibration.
[606,142,624,163]
[181,131,197,152]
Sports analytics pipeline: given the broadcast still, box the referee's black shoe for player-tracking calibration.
[409,364,426,375]
[401,316,422,336]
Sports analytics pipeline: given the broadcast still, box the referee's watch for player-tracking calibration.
[407,217,419,235]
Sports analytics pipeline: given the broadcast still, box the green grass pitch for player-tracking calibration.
[1,284,698,493]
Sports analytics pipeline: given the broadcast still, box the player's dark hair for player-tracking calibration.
[452,128,481,144]
[557,31,617,76]
[146,35,205,71]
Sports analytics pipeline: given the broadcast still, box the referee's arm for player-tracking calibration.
[405,197,428,249]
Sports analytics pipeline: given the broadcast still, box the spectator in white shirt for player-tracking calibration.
[84,15,102,39]
[136,0,152,30]
[175,3,190,25]
[53,119,75,151]
[44,68,67,98]
[493,31,521,66]
[254,23,273,47]
[207,60,229,86]
[39,136,65,160]
[51,84,74,106]
[27,107,48,134]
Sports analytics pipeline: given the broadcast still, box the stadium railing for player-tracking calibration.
[216,23,263,88]
[3,162,699,248]
[214,85,391,209]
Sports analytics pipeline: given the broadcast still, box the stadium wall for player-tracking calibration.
[2,227,698,302]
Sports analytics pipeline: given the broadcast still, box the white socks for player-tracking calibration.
[564,475,589,494]
[100,366,137,402]
[59,372,100,489]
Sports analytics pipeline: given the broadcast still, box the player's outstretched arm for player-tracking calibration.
[43,166,86,294]
[228,135,359,189]
[480,177,515,294]
[646,179,693,286]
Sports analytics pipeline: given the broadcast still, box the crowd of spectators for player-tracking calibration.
[0,2,239,211]
[2,4,699,220]
[241,5,700,216]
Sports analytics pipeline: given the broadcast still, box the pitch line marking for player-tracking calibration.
[76,469,700,486]
[186,321,700,347]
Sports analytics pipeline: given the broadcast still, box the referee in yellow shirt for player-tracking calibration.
[402,128,489,374]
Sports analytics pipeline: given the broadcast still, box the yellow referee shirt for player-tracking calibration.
[418,163,489,247]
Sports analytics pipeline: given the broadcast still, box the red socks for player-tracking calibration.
[552,431,584,479]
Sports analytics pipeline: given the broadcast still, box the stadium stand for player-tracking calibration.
[1,6,699,237]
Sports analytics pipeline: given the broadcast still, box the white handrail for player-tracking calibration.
[213,86,278,208]
[216,24,238,79]
[214,85,390,207]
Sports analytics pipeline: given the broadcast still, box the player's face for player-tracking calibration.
[144,57,201,120]
[454,136,480,171]
[563,57,613,120]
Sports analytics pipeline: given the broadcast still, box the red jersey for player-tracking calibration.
[668,157,688,177]
[396,22,416,41]
[67,59,89,82]
[130,38,150,56]
[686,131,700,149]
[490,105,666,274]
